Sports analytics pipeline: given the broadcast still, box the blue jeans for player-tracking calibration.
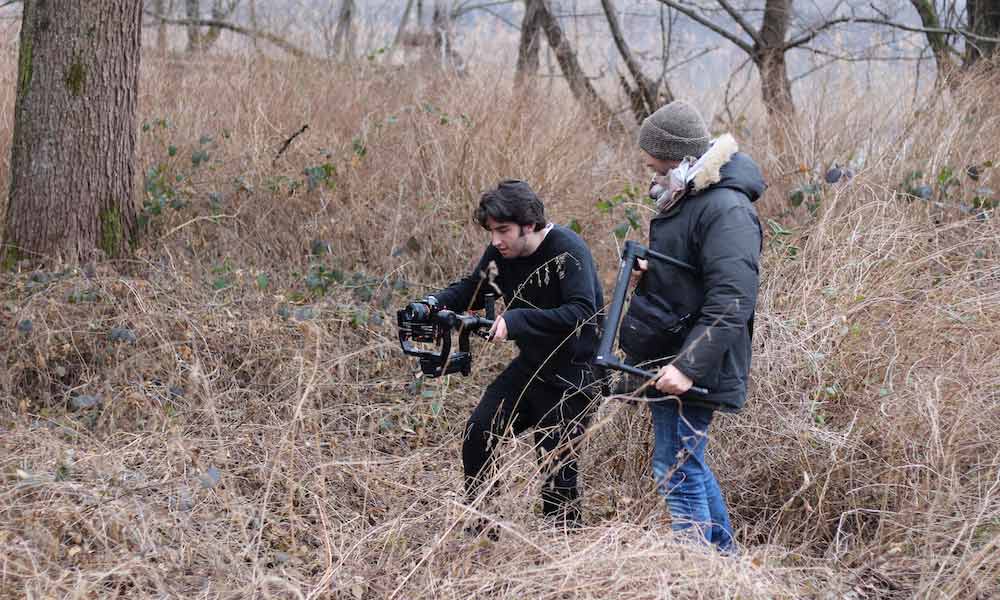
[650,399,734,551]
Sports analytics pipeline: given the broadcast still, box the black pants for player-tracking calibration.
[462,360,596,523]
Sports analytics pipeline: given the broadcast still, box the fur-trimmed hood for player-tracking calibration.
[650,133,765,213]
[690,133,765,202]
[691,133,738,192]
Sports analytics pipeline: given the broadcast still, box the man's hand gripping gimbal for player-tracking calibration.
[397,294,496,377]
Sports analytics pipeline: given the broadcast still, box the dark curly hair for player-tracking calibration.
[474,180,546,232]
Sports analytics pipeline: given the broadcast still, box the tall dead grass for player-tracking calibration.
[0,46,998,599]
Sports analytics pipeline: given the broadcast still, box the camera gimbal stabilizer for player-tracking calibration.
[594,240,709,397]
[397,294,496,377]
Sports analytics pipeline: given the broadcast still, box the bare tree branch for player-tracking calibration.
[652,0,752,54]
[332,0,356,60]
[273,124,308,165]
[786,14,1000,50]
[451,0,517,20]
[795,44,929,63]
[714,0,765,47]
[144,10,308,58]
[600,0,658,113]
[390,0,416,56]
[197,0,242,53]
[784,16,849,48]
[663,45,718,73]
[475,6,519,29]
[535,0,623,132]
[658,3,674,86]
[721,57,753,127]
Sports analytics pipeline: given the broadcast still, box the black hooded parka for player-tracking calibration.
[623,136,765,412]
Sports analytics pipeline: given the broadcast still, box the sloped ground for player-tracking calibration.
[1,55,998,598]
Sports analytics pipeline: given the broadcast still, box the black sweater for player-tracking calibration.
[433,225,603,385]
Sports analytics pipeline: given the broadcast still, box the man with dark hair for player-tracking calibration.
[474,183,547,232]
[620,100,764,553]
[429,179,603,531]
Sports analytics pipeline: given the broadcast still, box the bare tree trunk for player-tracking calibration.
[757,0,794,117]
[332,0,356,61]
[966,0,1000,67]
[248,0,257,52]
[910,0,959,85]
[3,0,142,268]
[389,0,415,61]
[753,0,795,155]
[185,0,201,52]
[198,0,240,52]
[535,0,621,132]
[432,0,452,66]
[184,0,238,53]
[154,0,168,54]
[600,0,668,121]
[147,12,307,58]
[755,49,794,122]
[515,0,543,86]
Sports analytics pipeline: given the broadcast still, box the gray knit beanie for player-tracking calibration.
[638,100,710,161]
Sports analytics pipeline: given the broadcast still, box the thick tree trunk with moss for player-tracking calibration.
[2,0,142,268]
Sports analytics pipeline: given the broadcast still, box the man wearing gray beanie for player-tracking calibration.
[617,100,766,553]
[638,99,711,163]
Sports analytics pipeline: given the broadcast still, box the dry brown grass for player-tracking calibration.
[1,43,999,599]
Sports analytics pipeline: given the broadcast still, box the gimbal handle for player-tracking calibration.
[594,240,709,397]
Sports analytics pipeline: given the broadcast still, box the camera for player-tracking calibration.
[399,297,441,343]
[403,296,438,323]
[397,294,495,377]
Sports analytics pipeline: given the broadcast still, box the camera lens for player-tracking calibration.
[405,302,430,322]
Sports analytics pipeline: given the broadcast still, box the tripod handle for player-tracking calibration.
[613,361,709,397]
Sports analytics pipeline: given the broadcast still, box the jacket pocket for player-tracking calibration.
[716,340,748,391]
[619,293,693,360]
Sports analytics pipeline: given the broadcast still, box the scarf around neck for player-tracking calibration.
[648,143,716,213]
